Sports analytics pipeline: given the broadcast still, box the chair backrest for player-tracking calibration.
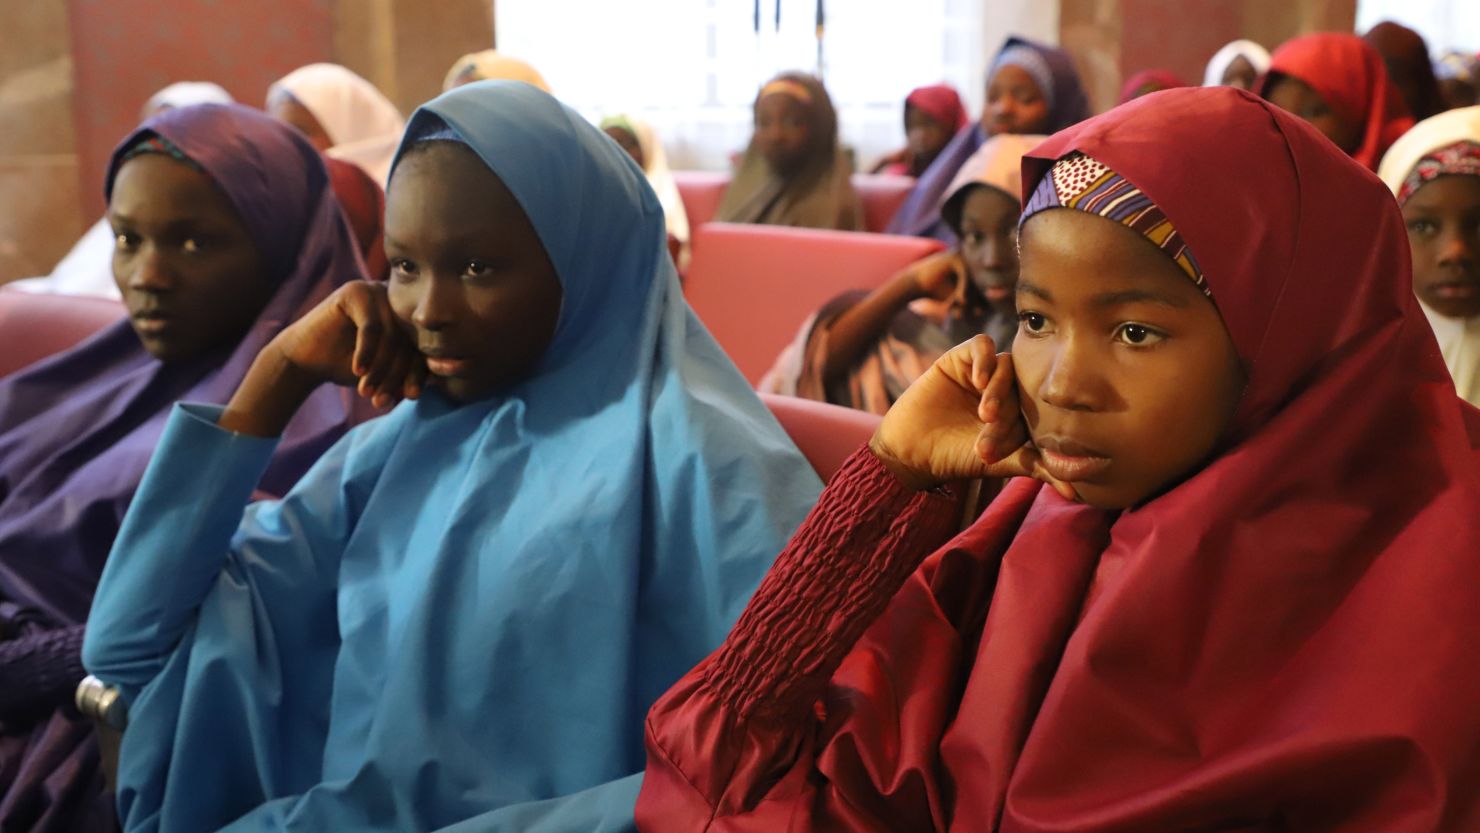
[0,289,127,378]
[760,392,880,482]
[685,223,943,385]
[851,173,916,234]
[672,170,731,229]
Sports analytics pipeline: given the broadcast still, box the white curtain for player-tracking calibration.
[495,0,1016,171]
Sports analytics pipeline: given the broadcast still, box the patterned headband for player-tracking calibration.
[121,135,204,173]
[1021,153,1209,297]
[1397,140,1480,205]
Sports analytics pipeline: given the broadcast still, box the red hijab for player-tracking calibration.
[916,84,1480,827]
[905,84,968,133]
[323,156,388,280]
[1117,68,1187,104]
[1258,32,1414,170]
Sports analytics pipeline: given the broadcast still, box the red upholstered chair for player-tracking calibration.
[684,223,944,385]
[851,173,916,234]
[0,288,127,378]
[672,170,730,229]
[761,392,880,482]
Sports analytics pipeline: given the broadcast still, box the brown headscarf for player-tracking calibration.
[716,72,861,230]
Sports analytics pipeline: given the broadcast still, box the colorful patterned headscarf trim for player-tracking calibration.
[1022,152,1209,296]
[1397,140,1480,205]
[121,135,204,173]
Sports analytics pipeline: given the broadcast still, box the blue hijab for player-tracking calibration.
[85,82,822,831]
[886,36,1089,241]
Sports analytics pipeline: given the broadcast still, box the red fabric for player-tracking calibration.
[638,87,1480,831]
[323,156,388,280]
[1258,32,1414,171]
[1117,68,1188,104]
[905,84,968,134]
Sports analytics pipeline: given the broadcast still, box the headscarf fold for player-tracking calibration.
[1378,104,1480,407]
[268,63,405,186]
[601,114,690,253]
[886,36,1088,241]
[442,49,551,93]
[1202,39,1271,87]
[95,81,822,831]
[716,72,861,230]
[1257,32,1414,170]
[1364,21,1446,121]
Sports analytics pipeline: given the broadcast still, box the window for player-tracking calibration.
[495,0,1016,171]
[1354,0,1480,54]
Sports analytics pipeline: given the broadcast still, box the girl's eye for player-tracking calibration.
[463,260,494,278]
[390,258,418,279]
[1115,323,1165,347]
[1407,219,1438,237]
[961,231,988,247]
[1018,311,1047,333]
[114,232,139,251]
[182,238,204,254]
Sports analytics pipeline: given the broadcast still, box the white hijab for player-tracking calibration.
[1378,105,1480,407]
[1202,40,1272,87]
[268,63,404,186]
[606,115,689,251]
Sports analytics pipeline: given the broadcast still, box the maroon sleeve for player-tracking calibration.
[638,446,968,832]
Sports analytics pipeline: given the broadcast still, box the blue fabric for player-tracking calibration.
[83,81,823,832]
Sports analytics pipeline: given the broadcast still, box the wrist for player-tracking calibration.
[219,342,321,438]
[867,434,943,492]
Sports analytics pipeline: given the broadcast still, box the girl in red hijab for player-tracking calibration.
[871,84,969,177]
[637,86,1480,831]
[1259,32,1414,170]
[1117,68,1187,104]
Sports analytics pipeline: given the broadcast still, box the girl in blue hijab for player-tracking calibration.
[82,81,822,831]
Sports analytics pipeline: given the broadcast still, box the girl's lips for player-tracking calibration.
[424,356,470,377]
[984,285,1014,304]
[1038,448,1113,482]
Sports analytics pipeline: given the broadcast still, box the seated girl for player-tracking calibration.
[1379,105,1480,407]
[762,134,1043,415]
[715,72,862,231]
[82,81,822,832]
[869,84,967,177]
[267,63,406,186]
[1118,68,1187,103]
[601,114,690,266]
[0,103,371,833]
[1259,32,1413,171]
[1364,21,1446,122]
[1202,39,1270,90]
[638,87,1480,830]
[888,36,1089,241]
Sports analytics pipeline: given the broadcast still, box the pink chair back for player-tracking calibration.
[684,223,943,385]
[672,170,730,229]
[0,289,127,378]
[761,392,880,482]
[851,173,916,234]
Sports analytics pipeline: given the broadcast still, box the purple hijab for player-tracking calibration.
[886,36,1089,241]
[0,103,371,831]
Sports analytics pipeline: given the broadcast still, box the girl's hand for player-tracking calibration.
[868,335,1075,499]
[268,281,424,408]
[909,249,968,303]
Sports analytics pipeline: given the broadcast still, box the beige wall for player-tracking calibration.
[0,0,492,286]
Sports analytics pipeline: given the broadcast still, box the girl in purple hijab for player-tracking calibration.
[0,103,373,832]
[886,35,1090,242]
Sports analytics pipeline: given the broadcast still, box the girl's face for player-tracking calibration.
[904,104,953,169]
[603,125,645,170]
[1220,55,1258,90]
[266,90,333,153]
[1402,174,1480,320]
[1015,208,1245,509]
[384,142,563,403]
[955,185,1020,313]
[985,65,1051,136]
[754,92,813,174]
[1265,77,1361,155]
[109,154,272,362]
